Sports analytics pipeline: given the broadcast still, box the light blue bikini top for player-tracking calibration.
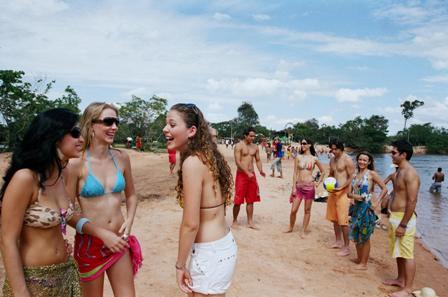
[80,150,126,198]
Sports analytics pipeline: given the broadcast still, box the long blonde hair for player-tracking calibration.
[79,102,119,150]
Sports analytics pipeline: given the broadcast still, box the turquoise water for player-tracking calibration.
[319,153,448,268]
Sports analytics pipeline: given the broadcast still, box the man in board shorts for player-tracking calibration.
[327,140,355,257]
[232,127,266,229]
[383,140,420,297]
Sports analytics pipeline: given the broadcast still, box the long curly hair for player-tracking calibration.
[170,103,233,207]
[300,137,317,156]
[0,108,79,202]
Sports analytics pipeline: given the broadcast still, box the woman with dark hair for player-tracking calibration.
[285,138,324,237]
[67,102,141,297]
[0,108,83,296]
[163,103,237,296]
[347,151,387,270]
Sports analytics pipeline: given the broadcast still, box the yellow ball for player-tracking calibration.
[324,177,338,192]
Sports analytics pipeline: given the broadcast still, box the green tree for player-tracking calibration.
[235,101,259,137]
[118,95,168,145]
[53,86,81,114]
[401,99,424,140]
[0,70,53,148]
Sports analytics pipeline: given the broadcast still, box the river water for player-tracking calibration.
[319,153,448,268]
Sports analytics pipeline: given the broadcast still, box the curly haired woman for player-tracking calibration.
[163,103,237,297]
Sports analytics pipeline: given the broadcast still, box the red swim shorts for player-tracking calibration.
[234,170,260,205]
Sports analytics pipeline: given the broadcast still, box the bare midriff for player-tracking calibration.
[78,192,125,233]
[20,226,68,266]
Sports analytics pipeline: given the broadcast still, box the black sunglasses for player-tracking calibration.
[301,142,308,145]
[93,117,120,127]
[69,127,82,139]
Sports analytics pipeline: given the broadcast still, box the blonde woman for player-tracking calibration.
[68,102,142,296]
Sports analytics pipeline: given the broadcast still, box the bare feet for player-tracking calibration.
[231,221,240,229]
[248,224,260,230]
[382,279,405,288]
[270,174,274,177]
[283,228,293,233]
[336,247,350,257]
[350,258,361,264]
[277,175,283,178]
[388,289,412,297]
[354,265,368,271]
[330,241,343,249]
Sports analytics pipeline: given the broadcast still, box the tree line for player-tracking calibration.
[0,70,167,151]
[2,70,447,154]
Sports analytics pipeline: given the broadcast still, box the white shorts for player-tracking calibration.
[188,231,238,294]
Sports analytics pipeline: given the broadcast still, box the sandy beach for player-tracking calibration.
[0,146,447,297]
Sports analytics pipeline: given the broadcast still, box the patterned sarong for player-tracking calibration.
[2,257,81,297]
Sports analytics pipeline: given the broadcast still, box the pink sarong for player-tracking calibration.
[74,234,143,282]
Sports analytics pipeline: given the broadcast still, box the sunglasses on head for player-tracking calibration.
[93,117,120,127]
[69,126,82,139]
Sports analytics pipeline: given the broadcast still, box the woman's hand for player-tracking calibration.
[176,267,193,294]
[98,229,129,253]
[118,218,132,239]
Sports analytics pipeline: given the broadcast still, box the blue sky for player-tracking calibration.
[1,0,448,134]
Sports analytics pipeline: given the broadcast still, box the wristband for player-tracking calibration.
[76,218,90,234]
[175,262,185,270]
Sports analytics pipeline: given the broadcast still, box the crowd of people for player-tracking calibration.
[0,103,429,297]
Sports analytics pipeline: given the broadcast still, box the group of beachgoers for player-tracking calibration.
[230,127,421,297]
[0,102,421,297]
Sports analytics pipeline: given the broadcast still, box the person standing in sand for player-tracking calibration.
[285,138,324,237]
[347,151,387,270]
[326,140,355,257]
[232,127,266,229]
[383,140,420,297]
[163,103,237,296]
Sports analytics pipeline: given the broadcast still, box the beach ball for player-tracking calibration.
[323,177,338,192]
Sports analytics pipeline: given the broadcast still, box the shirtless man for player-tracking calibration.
[429,167,444,193]
[383,140,420,297]
[326,140,355,257]
[233,127,266,229]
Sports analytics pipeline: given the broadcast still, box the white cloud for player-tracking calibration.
[335,88,387,102]
[318,115,333,125]
[2,0,68,16]
[373,3,431,25]
[252,14,271,22]
[422,75,448,83]
[208,102,222,111]
[213,12,232,21]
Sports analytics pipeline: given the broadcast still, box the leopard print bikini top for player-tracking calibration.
[23,189,75,229]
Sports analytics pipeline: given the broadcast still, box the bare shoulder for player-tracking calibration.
[67,157,84,172]
[235,142,243,150]
[404,165,419,181]
[183,155,206,172]
[111,148,130,163]
[11,168,36,184]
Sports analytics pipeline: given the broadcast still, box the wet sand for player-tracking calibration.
[0,146,447,296]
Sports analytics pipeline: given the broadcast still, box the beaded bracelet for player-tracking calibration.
[76,218,90,234]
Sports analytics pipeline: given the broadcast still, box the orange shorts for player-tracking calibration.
[234,170,260,205]
[326,190,349,226]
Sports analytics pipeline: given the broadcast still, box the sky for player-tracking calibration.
[1,0,448,134]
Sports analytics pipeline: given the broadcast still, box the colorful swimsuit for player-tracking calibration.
[2,188,81,297]
[74,150,142,282]
[349,171,378,244]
